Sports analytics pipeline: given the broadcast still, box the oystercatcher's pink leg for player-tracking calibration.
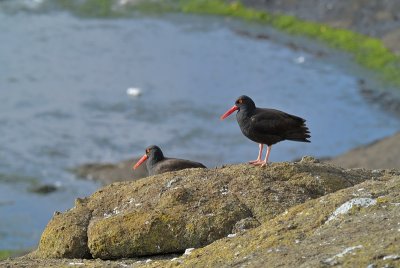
[260,145,272,167]
[249,144,264,165]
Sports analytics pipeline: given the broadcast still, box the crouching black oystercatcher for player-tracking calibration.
[220,95,311,166]
[133,145,206,175]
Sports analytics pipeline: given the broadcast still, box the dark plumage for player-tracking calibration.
[133,145,206,176]
[221,95,310,166]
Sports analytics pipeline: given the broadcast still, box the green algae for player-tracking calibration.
[0,249,28,260]
[55,0,118,17]
[0,250,11,260]
[180,0,400,86]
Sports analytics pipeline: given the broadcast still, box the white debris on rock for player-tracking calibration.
[383,255,400,260]
[113,207,120,215]
[103,206,122,218]
[166,178,178,188]
[267,248,282,253]
[227,233,237,238]
[220,186,229,195]
[323,245,363,265]
[145,259,152,263]
[184,248,195,255]
[326,198,377,223]
[68,262,85,266]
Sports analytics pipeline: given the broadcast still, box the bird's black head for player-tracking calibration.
[234,95,256,111]
[220,95,256,120]
[145,145,164,162]
[133,145,164,171]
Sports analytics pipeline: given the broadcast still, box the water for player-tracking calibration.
[1,3,399,250]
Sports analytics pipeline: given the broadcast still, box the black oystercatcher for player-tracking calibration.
[133,145,206,175]
[220,95,311,166]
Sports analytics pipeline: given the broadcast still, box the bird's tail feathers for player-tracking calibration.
[285,126,311,143]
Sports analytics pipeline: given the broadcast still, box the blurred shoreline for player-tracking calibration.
[74,132,400,186]
[241,0,400,53]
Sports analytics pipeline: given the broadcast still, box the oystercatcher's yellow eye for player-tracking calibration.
[237,99,243,104]
[146,149,150,154]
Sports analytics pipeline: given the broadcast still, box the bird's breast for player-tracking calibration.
[236,114,252,137]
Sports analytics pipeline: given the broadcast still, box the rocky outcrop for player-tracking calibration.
[180,169,400,268]
[2,158,400,267]
[36,203,92,259]
[71,157,148,185]
[30,157,392,260]
[326,131,400,169]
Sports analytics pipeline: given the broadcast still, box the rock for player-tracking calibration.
[180,171,400,268]
[326,131,400,169]
[2,161,400,267]
[382,29,400,53]
[33,200,92,259]
[70,157,148,185]
[232,217,260,233]
[32,160,393,259]
[28,184,58,195]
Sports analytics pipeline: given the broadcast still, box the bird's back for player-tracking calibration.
[239,108,310,145]
[150,158,206,175]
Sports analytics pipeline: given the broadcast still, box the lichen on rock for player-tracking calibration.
[31,159,396,260]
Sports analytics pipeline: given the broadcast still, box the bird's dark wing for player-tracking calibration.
[155,158,206,174]
[249,108,306,135]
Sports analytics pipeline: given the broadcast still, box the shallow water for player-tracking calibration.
[0,3,399,249]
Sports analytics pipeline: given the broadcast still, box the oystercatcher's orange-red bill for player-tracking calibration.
[133,154,148,170]
[220,105,239,120]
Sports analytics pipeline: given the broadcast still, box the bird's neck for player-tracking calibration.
[237,107,255,119]
[146,153,164,170]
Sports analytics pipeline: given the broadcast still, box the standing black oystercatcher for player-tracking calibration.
[133,145,206,176]
[220,95,311,166]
